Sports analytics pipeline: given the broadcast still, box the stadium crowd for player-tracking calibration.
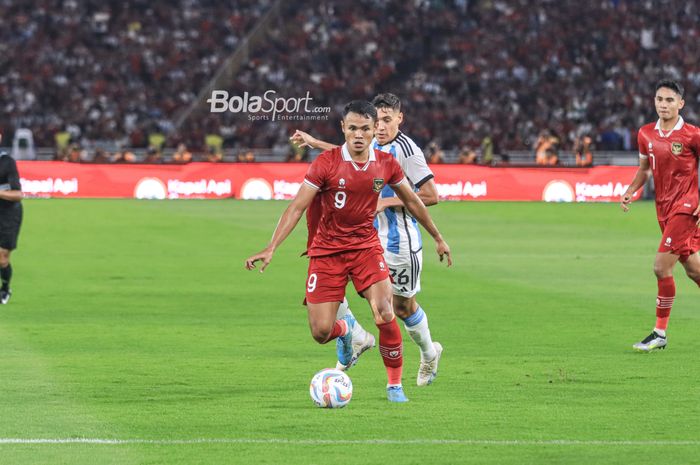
[0,0,271,157]
[3,0,700,163]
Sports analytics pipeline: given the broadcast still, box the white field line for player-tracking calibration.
[0,438,698,446]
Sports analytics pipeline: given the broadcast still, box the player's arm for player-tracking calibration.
[0,189,23,202]
[0,160,23,202]
[377,178,438,212]
[289,130,338,151]
[245,184,318,272]
[391,180,452,267]
[620,157,650,212]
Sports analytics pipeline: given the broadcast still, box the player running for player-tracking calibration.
[621,79,700,352]
[246,101,452,402]
[0,132,23,304]
[291,93,443,386]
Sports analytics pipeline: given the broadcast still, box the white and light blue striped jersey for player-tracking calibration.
[372,131,434,255]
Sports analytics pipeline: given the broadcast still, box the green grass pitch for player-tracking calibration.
[1,199,699,464]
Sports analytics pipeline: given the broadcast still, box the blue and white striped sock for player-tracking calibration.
[401,306,436,361]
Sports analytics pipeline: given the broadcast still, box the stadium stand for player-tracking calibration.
[0,0,272,153]
[2,0,700,163]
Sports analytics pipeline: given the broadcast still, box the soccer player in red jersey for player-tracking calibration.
[245,101,452,401]
[621,79,700,352]
[292,94,444,386]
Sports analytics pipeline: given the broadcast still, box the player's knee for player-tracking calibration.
[393,299,413,320]
[378,303,394,323]
[653,263,672,279]
[369,298,394,323]
[0,253,9,268]
[311,327,332,344]
[309,322,333,344]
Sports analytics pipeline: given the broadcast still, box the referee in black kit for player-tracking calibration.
[0,132,23,304]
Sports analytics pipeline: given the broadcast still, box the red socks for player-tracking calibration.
[326,319,348,342]
[377,317,403,385]
[655,276,675,330]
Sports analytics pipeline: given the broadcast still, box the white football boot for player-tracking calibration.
[417,342,443,386]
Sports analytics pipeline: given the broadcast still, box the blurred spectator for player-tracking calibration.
[236,150,254,163]
[112,150,136,163]
[54,131,71,156]
[480,136,495,165]
[144,146,162,163]
[598,129,624,151]
[535,132,559,165]
[574,135,594,167]
[544,148,559,166]
[205,146,223,162]
[93,148,111,163]
[426,142,444,164]
[54,148,68,161]
[148,133,166,152]
[287,140,309,162]
[205,134,224,155]
[458,147,477,164]
[67,144,85,163]
[171,143,193,163]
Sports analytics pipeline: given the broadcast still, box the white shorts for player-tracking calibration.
[385,248,422,298]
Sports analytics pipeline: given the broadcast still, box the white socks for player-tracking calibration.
[403,307,437,361]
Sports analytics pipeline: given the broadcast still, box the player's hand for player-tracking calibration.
[376,198,387,214]
[694,205,700,226]
[245,247,274,273]
[289,130,317,149]
[436,239,452,267]
[620,191,633,212]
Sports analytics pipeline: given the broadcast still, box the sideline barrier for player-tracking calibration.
[17,162,640,202]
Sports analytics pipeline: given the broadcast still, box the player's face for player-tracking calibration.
[655,87,684,121]
[375,107,403,145]
[341,112,377,155]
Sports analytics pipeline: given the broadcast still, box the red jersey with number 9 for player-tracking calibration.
[303,144,405,257]
[638,116,700,222]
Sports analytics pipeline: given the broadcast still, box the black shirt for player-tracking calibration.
[0,152,22,209]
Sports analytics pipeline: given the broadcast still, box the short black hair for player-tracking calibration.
[372,93,401,111]
[655,79,684,98]
[343,100,377,121]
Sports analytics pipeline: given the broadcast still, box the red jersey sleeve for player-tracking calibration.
[387,155,405,186]
[692,127,700,157]
[637,128,649,159]
[304,151,331,190]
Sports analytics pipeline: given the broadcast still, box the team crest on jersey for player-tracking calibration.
[671,142,683,155]
[339,178,346,189]
[373,178,385,192]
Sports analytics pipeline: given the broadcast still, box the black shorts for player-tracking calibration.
[0,203,23,250]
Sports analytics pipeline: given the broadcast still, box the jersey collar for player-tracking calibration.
[372,131,402,149]
[655,115,684,137]
[341,143,375,171]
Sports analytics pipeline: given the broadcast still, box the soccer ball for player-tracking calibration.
[309,368,353,408]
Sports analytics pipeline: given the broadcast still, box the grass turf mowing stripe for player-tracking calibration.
[1,438,699,446]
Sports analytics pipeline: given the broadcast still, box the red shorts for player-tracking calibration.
[305,246,390,304]
[658,214,700,260]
